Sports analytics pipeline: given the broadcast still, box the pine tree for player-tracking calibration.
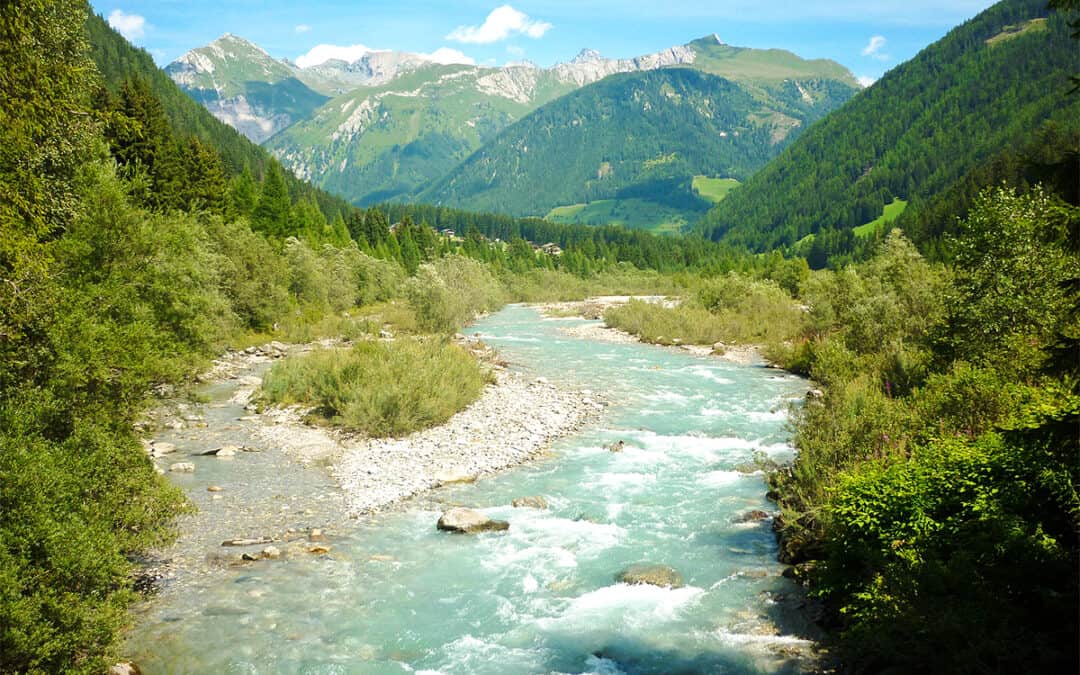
[251,163,291,237]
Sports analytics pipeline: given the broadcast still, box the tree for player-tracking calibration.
[251,163,291,237]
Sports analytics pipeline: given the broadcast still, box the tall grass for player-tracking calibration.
[259,339,490,437]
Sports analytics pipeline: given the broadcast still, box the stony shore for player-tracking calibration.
[534,297,767,367]
[197,335,606,517]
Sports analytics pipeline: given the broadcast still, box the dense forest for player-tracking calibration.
[418,68,845,216]
[698,0,1079,259]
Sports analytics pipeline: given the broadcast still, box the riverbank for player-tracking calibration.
[535,297,767,367]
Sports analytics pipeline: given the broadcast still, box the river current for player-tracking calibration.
[128,305,815,674]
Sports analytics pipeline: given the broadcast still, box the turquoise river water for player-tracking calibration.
[129,305,816,674]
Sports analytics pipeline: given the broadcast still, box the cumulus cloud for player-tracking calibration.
[295,43,378,68]
[295,24,312,34]
[857,75,877,87]
[108,9,146,41]
[418,48,476,65]
[861,35,889,60]
[447,5,551,44]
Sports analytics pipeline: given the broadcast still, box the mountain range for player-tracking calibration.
[167,34,860,214]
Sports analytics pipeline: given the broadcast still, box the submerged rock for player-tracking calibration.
[511,496,549,509]
[734,510,771,523]
[616,564,684,589]
[436,507,510,534]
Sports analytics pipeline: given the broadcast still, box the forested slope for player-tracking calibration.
[419,68,853,216]
[698,0,1080,253]
[85,12,354,224]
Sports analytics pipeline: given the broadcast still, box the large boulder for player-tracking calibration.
[616,564,684,589]
[436,508,509,534]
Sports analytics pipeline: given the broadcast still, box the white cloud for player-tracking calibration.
[861,35,889,60]
[418,48,476,65]
[857,75,877,87]
[295,24,311,34]
[447,5,551,44]
[108,9,146,41]
[295,43,378,68]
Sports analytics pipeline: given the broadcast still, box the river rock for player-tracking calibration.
[734,510,771,523]
[308,528,327,542]
[169,462,195,473]
[434,468,476,485]
[108,661,142,675]
[261,545,282,559]
[215,445,238,457]
[221,537,273,547]
[607,440,625,453]
[207,485,223,492]
[616,564,684,589]
[511,496,549,509]
[307,545,331,554]
[436,507,510,534]
[150,442,177,457]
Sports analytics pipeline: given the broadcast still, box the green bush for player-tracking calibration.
[406,255,507,333]
[259,339,490,436]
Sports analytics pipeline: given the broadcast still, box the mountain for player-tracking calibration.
[164,34,329,142]
[697,0,1080,253]
[417,63,856,217]
[86,14,356,224]
[168,34,858,206]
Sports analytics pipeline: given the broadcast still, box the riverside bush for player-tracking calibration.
[406,255,507,333]
[259,339,490,437]
[603,274,804,347]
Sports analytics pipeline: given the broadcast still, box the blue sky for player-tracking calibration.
[92,1,998,84]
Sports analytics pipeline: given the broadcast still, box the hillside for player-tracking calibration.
[417,67,853,216]
[164,34,328,142]
[697,0,1080,253]
[86,13,355,223]
[170,34,857,206]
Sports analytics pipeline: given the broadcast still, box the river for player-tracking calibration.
[128,305,817,674]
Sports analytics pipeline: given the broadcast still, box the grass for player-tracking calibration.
[259,338,490,437]
[692,176,741,203]
[853,198,908,238]
[985,18,1048,46]
[544,198,693,234]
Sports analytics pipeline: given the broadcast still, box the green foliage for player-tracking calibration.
[259,339,489,437]
[946,186,1080,375]
[699,0,1080,256]
[768,188,1080,672]
[420,68,844,216]
[406,255,507,333]
[604,274,804,347]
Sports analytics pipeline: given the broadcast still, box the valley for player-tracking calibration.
[1,1,1077,674]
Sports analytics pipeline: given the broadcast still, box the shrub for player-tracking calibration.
[259,338,490,437]
[406,255,507,333]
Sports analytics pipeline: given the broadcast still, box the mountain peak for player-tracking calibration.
[572,48,604,63]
